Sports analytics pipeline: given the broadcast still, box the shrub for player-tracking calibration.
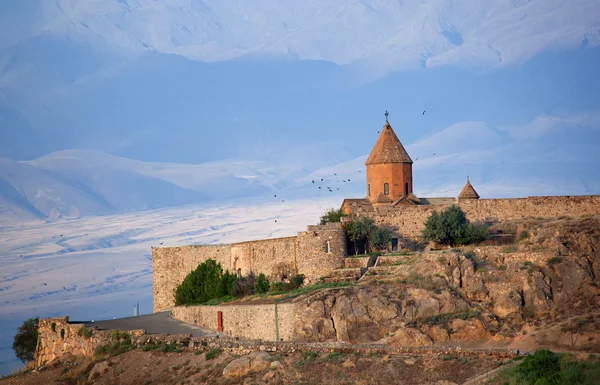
[60,329,65,339]
[174,259,237,306]
[141,341,179,353]
[205,348,222,360]
[255,274,270,294]
[518,349,561,384]
[319,208,345,225]
[77,327,93,339]
[270,281,290,293]
[291,274,305,289]
[51,322,56,333]
[422,206,489,246]
[12,317,38,364]
[232,273,256,298]
[301,351,318,362]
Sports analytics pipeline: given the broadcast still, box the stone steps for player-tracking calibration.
[343,257,371,269]
[376,255,415,267]
[323,267,362,283]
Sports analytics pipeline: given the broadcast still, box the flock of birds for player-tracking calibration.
[18,110,439,280]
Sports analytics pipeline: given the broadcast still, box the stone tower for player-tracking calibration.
[365,115,415,205]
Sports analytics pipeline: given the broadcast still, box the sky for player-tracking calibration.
[0,0,599,376]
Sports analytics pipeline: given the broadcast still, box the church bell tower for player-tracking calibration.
[365,112,416,205]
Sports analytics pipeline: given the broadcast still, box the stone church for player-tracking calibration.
[342,115,479,214]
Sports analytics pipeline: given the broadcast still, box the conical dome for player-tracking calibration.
[365,121,413,165]
[458,179,480,199]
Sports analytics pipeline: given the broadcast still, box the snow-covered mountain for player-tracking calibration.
[2,111,599,225]
[5,0,598,71]
[1,0,599,163]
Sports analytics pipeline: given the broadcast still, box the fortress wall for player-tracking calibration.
[34,317,143,367]
[153,245,232,312]
[370,195,600,238]
[231,237,299,282]
[297,223,347,282]
[153,224,348,312]
[172,303,296,342]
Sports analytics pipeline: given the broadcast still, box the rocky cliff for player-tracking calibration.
[293,216,600,351]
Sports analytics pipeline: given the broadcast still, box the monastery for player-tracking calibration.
[152,116,600,311]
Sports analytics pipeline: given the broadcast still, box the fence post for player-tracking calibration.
[274,303,279,342]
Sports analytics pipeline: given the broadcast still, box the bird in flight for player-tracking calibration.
[160,242,163,245]
[319,187,322,189]
[274,194,277,197]
[275,220,278,223]
[312,180,315,183]
[433,153,436,156]
[422,110,426,115]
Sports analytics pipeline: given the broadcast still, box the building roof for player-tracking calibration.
[365,121,413,165]
[419,197,457,205]
[458,179,480,199]
[392,193,422,206]
[340,198,374,214]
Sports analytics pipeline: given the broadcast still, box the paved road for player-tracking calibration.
[78,311,214,337]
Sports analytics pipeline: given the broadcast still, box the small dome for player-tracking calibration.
[458,179,480,199]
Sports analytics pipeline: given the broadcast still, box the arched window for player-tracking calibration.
[325,240,331,254]
[405,182,409,195]
[237,268,242,278]
[384,183,389,195]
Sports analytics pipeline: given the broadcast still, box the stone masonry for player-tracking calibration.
[343,195,600,238]
[153,222,346,312]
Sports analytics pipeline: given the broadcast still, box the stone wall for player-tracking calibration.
[297,223,347,281]
[231,237,298,281]
[34,315,517,367]
[172,303,296,342]
[367,195,600,238]
[153,223,347,312]
[153,245,232,312]
[34,317,143,367]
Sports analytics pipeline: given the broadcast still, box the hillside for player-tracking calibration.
[282,216,600,351]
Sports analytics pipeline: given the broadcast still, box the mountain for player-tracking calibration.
[0,0,599,163]
[4,108,599,225]
[4,1,598,70]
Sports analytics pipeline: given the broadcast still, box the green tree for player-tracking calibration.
[344,216,392,254]
[319,208,345,225]
[370,226,393,251]
[13,317,39,363]
[343,220,361,255]
[422,205,488,246]
[254,274,270,294]
[174,259,237,306]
